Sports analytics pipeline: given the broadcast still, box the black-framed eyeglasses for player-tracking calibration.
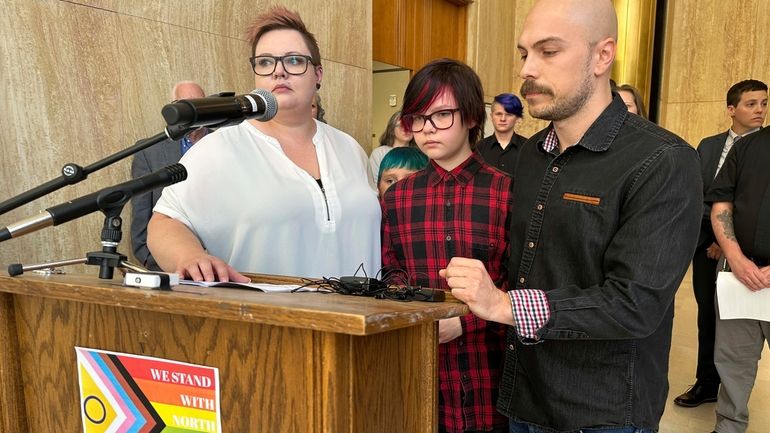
[249,55,315,76]
[402,108,460,133]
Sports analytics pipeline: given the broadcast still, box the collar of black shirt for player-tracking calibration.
[536,95,630,155]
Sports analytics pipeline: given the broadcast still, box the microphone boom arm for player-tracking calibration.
[0,125,192,217]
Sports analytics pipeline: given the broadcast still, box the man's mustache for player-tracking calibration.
[520,80,554,98]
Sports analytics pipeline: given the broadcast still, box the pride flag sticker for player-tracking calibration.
[76,347,221,433]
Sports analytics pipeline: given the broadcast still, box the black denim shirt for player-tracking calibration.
[497,96,703,432]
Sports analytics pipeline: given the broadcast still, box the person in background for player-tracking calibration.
[368,110,416,181]
[312,92,326,123]
[707,116,770,433]
[673,79,768,410]
[148,6,380,281]
[617,83,647,118]
[442,1,702,432]
[381,58,511,433]
[130,80,210,270]
[475,93,527,176]
[376,146,428,196]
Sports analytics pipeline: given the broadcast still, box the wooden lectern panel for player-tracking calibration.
[0,293,28,433]
[0,274,464,432]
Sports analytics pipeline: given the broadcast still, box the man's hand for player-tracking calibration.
[727,256,770,291]
[175,252,250,283]
[760,266,770,291]
[439,257,514,326]
[706,242,722,260]
[438,317,463,343]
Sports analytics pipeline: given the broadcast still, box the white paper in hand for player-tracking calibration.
[716,271,770,321]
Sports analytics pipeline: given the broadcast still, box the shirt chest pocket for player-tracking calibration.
[556,190,614,232]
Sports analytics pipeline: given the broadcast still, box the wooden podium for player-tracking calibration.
[0,272,468,433]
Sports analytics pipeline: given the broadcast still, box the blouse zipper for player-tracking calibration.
[319,183,331,221]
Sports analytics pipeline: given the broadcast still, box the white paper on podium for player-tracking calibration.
[716,271,770,321]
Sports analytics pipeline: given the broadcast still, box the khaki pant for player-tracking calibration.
[713,297,770,433]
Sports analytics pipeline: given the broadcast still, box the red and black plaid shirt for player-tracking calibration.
[381,153,511,433]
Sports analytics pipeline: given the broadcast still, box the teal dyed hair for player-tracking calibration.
[377,147,429,183]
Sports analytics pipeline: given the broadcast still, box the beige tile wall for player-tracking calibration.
[659,0,769,146]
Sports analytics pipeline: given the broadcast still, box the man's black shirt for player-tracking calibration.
[706,127,770,259]
[475,132,526,176]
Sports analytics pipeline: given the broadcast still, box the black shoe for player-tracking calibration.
[673,383,719,407]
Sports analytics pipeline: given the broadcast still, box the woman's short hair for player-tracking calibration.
[618,84,647,119]
[377,147,429,183]
[245,6,321,67]
[400,58,486,146]
[378,111,415,148]
[493,93,524,118]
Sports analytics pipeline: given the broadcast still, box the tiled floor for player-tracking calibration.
[661,268,770,433]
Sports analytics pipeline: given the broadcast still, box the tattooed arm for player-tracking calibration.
[711,202,769,291]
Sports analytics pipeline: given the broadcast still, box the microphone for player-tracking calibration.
[0,164,187,243]
[161,88,278,128]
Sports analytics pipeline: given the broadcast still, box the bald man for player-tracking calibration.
[130,81,210,270]
[440,1,702,432]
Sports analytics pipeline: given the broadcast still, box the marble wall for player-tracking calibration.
[658,0,770,146]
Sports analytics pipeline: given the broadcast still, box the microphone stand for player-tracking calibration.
[2,107,252,279]
[0,125,192,217]
[8,201,148,279]
[3,126,193,280]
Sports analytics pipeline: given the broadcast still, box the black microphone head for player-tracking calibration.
[161,101,195,126]
[8,263,24,276]
[249,89,278,121]
[164,163,188,184]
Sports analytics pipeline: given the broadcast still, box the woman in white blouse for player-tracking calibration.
[148,6,380,282]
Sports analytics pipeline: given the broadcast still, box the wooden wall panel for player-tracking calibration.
[401,0,468,72]
[659,0,768,147]
[467,0,517,99]
[373,0,405,66]
[466,0,547,140]
[0,0,370,271]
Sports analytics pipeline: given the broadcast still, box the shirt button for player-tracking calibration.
[519,277,525,284]
[458,340,464,346]
[536,204,544,211]
[446,235,452,241]
[552,166,559,173]
[528,242,535,248]
[508,344,515,351]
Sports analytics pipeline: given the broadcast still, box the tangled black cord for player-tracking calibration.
[290,264,442,302]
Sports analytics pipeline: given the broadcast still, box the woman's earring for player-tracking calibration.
[316,82,321,90]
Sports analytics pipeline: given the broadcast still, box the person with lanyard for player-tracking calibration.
[130,80,210,270]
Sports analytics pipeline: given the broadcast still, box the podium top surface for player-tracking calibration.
[0,272,469,336]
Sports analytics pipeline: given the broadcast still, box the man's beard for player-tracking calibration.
[520,65,594,121]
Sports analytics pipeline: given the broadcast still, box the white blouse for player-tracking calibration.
[154,120,381,278]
